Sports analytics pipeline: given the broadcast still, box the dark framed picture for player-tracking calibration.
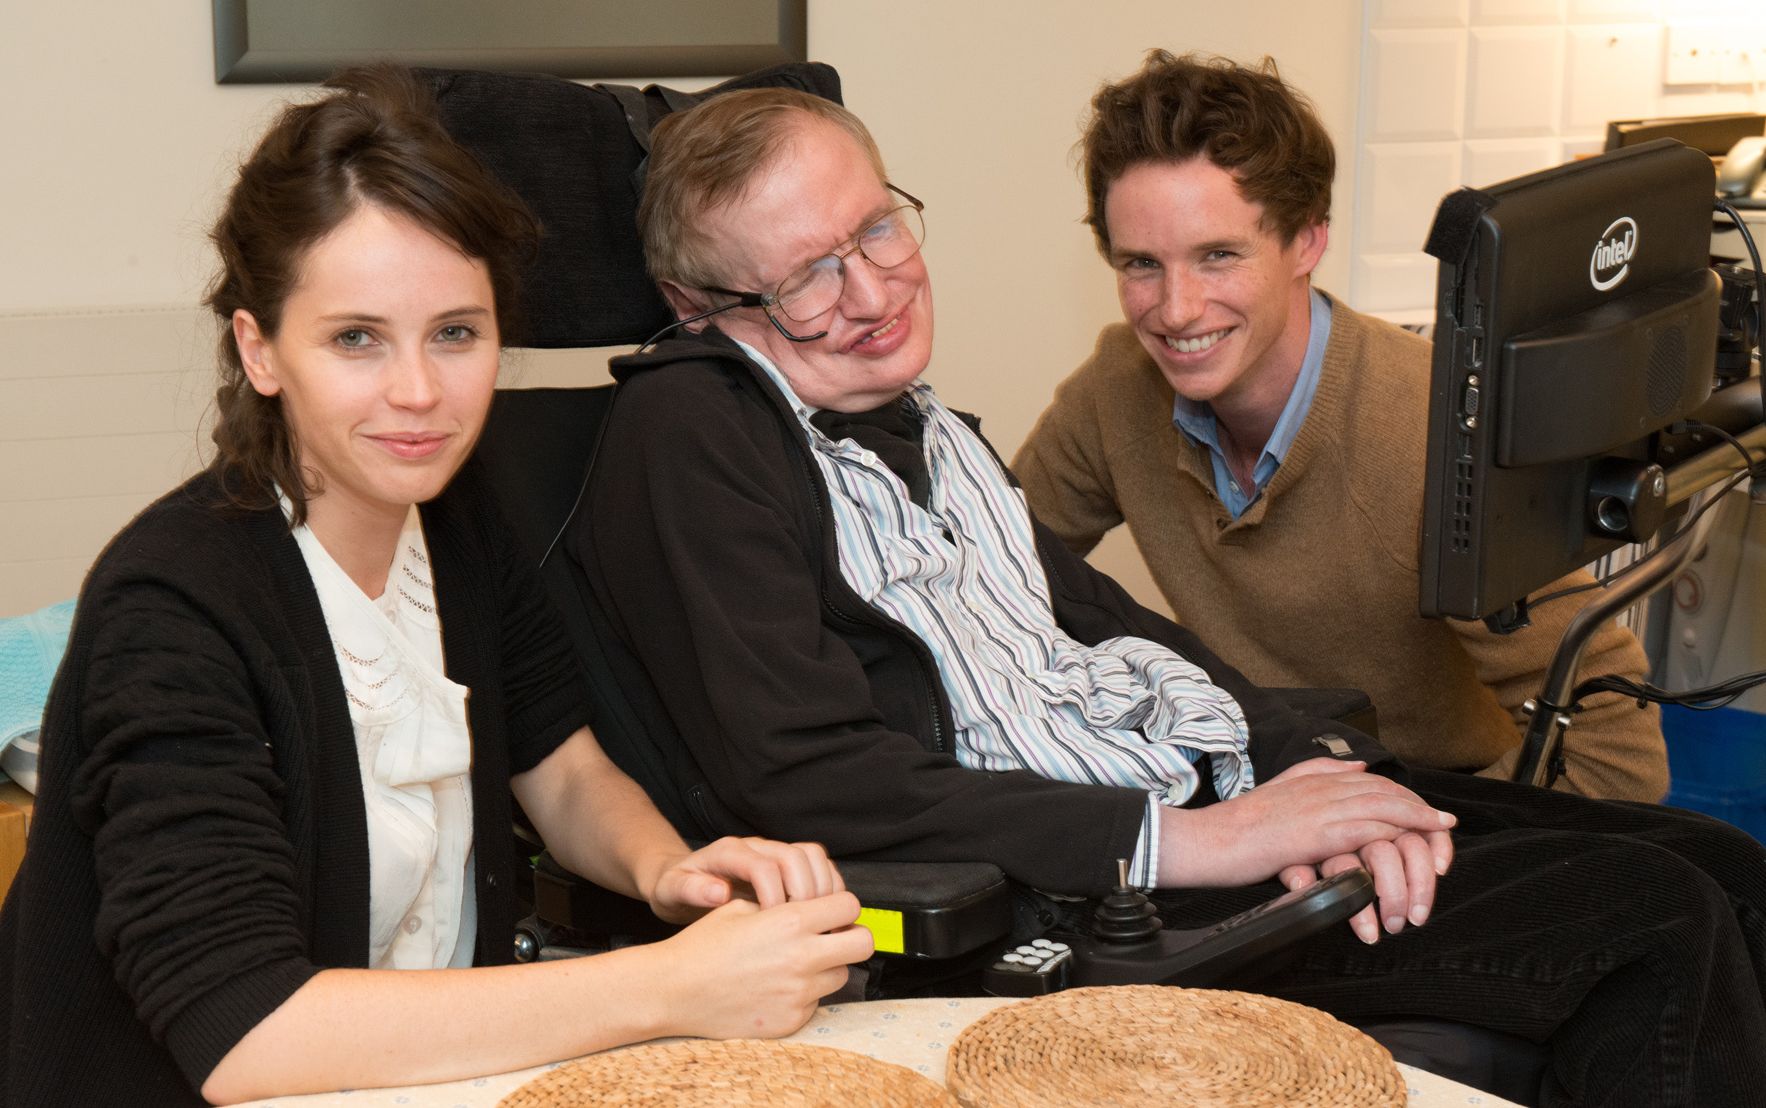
[213,0,807,84]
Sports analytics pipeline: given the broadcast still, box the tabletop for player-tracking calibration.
[237,994,1521,1107]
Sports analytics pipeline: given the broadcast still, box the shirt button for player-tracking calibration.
[1215,518,1228,530]
[486,873,497,888]
[404,915,423,935]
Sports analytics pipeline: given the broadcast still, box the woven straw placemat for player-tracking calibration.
[497,1038,957,1107]
[946,986,1404,1107]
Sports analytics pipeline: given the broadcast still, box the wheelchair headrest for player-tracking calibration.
[427,63,843,349]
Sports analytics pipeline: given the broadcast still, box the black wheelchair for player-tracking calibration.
[430,62,1549,1104]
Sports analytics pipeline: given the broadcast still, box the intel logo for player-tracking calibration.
[1590,217,1638,291]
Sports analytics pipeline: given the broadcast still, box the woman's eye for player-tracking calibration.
[437,324,476,343]
[336,328,373,349]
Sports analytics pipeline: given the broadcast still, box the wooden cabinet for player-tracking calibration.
[0,781,35,903]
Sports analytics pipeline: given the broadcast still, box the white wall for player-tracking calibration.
[0,0,1364,615]
[1350,0,1766,321]
[18,1,1763,621]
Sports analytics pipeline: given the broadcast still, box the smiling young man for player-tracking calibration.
[1012,51,1667,802]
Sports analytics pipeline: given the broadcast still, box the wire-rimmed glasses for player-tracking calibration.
[703,184,926,343]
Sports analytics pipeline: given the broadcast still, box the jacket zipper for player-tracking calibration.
[623,341,956,757]
[768,378,953,756]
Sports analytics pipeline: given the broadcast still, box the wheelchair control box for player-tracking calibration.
[983,868,1376,997]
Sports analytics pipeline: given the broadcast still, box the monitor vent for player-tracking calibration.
[1450,456,1474,553]
[1646,325,1687,419]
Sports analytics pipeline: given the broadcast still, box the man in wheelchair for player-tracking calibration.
[570,87,1766,1105]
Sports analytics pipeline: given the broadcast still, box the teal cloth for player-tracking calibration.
[0,599,75,749]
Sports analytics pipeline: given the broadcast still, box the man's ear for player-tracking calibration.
[657,280,715,333]
[1289,220,1330,279]
[232,310,282,397]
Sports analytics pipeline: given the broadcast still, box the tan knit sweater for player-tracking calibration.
[1013,297,1667,802]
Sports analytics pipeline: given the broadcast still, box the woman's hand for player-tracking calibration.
[642,836,845,923]
[513,730,846,919]
[653,891,874,1039]
[203,889,874,1101]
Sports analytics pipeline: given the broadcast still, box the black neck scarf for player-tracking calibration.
[809,394,931,509]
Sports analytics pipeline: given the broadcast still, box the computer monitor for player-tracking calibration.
[1604,113,1766,155]
[1418,139,1723,624]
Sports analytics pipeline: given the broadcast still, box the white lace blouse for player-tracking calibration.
[290,505,477,970]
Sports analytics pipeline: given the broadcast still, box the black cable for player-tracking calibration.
[1524,460,1758,613]
[1525,471,1744,609]
[1524,549,1649,610]
[637,299,743,351]
[1679,419,1763,478]
[1574,669,1766,712]
[1714,197,1766,345]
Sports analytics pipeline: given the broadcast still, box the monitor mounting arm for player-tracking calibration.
[1514,418,1766,788]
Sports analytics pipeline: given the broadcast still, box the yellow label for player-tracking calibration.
[855,906,905,954]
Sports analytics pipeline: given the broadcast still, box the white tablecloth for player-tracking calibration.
[238,995,1520,1107]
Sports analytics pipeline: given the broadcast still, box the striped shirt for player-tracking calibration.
[738,343,1254,888]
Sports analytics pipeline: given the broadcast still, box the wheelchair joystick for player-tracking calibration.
[982,859,1161,996]
[1091,858,1162,945]
[981,859,1378,998]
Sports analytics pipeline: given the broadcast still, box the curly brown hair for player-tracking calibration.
[1081,50,1335,254]
[204,65,539,525]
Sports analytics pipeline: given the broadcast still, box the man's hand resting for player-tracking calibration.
[1155,758,1455,943]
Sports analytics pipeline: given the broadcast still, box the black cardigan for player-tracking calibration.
[577,330,1393,899]
[0,464,588,1106]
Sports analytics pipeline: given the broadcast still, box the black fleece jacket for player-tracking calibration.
[576,329,1395,898]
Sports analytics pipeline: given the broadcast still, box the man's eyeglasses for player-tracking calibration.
[704,184,926,343]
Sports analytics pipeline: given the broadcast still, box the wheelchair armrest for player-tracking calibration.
[532,850,680,945]
[1270,686,1380,739]
[528,849,1013,961]
[837,860,1012,960]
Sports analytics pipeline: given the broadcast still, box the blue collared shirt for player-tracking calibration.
[1171,288,1333,518]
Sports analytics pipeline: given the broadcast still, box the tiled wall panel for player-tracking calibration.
[0,432,196,504]
[1369,0,1469,27]
[1564,0,1660,22]
[1353,254,1444,313]
[1562,25,1663,131]
[1351,1,1766,320]
[1462,137,1563,187]
[1361,143,1465,252]
[1467,27,1563,136]
[1367,30,1469,141]
[1470,0,1564,25]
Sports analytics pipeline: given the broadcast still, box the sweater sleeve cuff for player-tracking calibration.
[161,956,321,1093]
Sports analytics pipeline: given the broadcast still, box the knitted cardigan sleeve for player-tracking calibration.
[67,527,321,1090]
